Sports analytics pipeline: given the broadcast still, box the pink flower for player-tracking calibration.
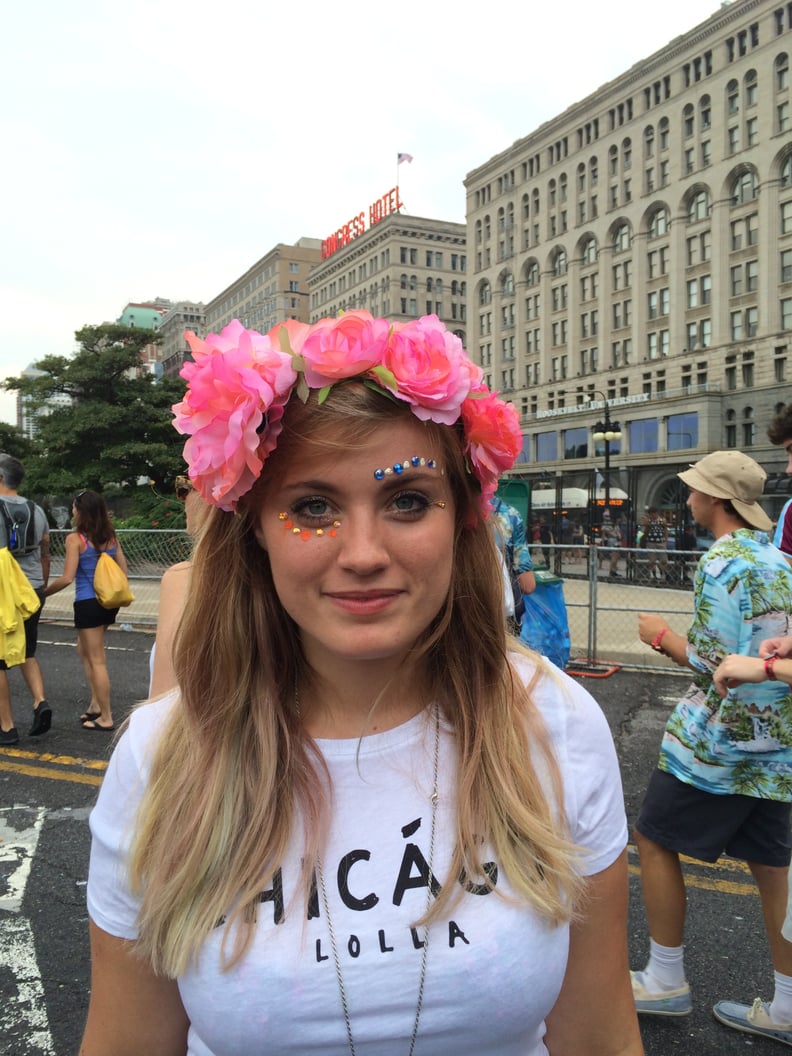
[299,310,390,389]
[267,318,311,356]
[172,321,297,510]
[382,315,475,425]
[460,391,523,515]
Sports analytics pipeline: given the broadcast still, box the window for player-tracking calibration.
[780,101,792,133]
[746,117,758,146]
[745,69,758,107]
[777,53,790,92]
[629,419,659,454]
[731,264,743,296]
[581,236,598,264]
[688,190,710,222]
[727,79,740,114]
[667,413,698,451]
[563,427,589,460]
[732,170,758,205]
[783,298,792,330]
[743,407,756,446]
[783,202,792,235]
[731,310,743,340]
[648,207,669,238]
[658,118,670,150]
[728,125,740,154]
[613,222,631,251]
[687,278,699,308]
[783,249,792,283]
[683,104,695,138]
[536,432,558,462]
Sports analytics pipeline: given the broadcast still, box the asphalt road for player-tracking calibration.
[0,623,774,1055]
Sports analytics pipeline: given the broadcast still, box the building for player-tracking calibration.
[465,0,792,529]
[203,238,322,339]
[308,212,467,342]
[16,364,73,440]
[116,299,173,373]
[158,301,206,378]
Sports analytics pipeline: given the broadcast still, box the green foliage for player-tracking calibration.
[113,482,187,530]
[3,323,187,497]
[0,421,33,461]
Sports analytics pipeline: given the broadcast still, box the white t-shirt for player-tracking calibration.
[87,658,627,1056]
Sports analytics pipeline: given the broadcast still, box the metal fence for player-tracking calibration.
[41,532,695,673]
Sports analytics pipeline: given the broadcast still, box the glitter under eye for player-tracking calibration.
[278,511,341,539]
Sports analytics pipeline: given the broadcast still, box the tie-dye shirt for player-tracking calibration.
[659,529,792,801]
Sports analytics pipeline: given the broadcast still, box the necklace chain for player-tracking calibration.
[302,692,441,1056]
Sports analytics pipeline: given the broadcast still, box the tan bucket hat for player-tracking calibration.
[677,450,772,532]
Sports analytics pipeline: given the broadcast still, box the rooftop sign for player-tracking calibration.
[321,186,404,259]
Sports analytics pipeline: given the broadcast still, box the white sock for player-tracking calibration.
[770,970,792,1023]
[643,937,686,990]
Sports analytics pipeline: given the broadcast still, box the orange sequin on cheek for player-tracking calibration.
[278,512,341,540]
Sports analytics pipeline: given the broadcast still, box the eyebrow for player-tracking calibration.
[281,470,442,494]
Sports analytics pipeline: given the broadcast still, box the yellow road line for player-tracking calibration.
[0,760,103,785]
[0,747,108,771]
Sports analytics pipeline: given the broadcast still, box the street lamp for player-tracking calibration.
[591,400,622,514]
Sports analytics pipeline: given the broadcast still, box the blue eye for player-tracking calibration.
[390,491,431,517]
[291,496,336,524]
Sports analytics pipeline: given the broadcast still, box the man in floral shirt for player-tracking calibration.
[633,451,792,1047]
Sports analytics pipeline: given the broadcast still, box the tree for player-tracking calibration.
[0,421,33,463]
[3,324,186,496]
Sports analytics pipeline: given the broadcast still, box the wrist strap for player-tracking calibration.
[651,628,669,653]
[765,655,778,681]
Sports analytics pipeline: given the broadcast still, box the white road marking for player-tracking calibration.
[0,808,55,1054]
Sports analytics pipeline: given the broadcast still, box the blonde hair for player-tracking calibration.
[129,384,582,975]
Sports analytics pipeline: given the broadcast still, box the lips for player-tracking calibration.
[325,590,403,615]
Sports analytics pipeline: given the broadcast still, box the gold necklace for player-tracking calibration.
[304,696,441,1056]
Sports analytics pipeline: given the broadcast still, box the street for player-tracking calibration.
[0,623,774,1056]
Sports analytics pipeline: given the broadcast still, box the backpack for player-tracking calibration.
[0,498,37,557]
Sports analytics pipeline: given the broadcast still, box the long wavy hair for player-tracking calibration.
[73,490,115,548]
[129,384,582,975]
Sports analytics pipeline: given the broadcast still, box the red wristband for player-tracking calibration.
[765,655,778,681]
[651,628,670,653]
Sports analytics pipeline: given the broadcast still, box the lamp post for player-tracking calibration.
[591,400,622,515]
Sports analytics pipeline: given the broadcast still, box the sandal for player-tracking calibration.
[81,719,115,733]
[79,709,101,724]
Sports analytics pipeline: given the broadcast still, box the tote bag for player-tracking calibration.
[94,551,134,609]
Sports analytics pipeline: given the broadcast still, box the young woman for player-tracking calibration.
[45,489,127,732]
[79,313,643,1056]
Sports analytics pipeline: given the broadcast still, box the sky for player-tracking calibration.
[0,0,725,426]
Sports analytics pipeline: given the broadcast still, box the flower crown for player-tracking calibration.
[172,311,523,517]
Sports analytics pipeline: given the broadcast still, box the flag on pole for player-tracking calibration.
[397,152,414,165]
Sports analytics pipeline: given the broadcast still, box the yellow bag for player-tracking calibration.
[94,551,134,609]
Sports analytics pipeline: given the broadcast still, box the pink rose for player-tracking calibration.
[382,315,472,425]
[460,390,523,515]
[173,321,297,510]
[299,310,390,389]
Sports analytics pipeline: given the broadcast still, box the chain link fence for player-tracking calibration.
[40,532,696,672]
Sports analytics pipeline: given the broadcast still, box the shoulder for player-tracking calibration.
[108,693,180,788]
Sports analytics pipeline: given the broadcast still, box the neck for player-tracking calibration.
[0,485,17,497]
[711,509,750,538]
[298,655,431,739]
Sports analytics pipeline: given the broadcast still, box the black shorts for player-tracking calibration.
[74,597,118,629]
[636,768,792,867]
[0,588,45,670]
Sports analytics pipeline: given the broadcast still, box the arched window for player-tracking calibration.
[648,207,669,238]
[497,206,505,232]
[475,220,482,243]
[658,117,670,150]
[683,103,695,138]
[744,69,758,107]
[776,53,790,92]
[479,281,492,306]
[782,155,792,188]
[400,274,408,290]
[727,78,739,114]
[484,215,491,239]
[732,170,758,206]
[577,162,586,193]
[559,173,568,202]
[613,222,631,252]
[501,272,514,296]
[608,145,618,176]
[409,275,417,291]
[532,189,540,213]
[426,277,433,292]
[548,180,557,208]
[687,189,711,223]
[526,261,540,287]
[589,156,598,185]
[522,193,530,221]
[699,94,711,129]
[435,278,443,296]
[552,249,568,276]
[581,236,598,265]
[644,125,654,159]
[622,138,632,169]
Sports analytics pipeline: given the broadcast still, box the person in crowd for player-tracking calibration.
[767,402,792,558]
[148,476,209,697]
[600,510,622,578]
[0,453,51,745]
[45,490,128,732]
[491,494,535,635]
[634,450,792,1048]
[643,506,668,583]
[78,312,643,1056]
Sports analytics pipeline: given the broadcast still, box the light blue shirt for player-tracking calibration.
[659,529,792,800]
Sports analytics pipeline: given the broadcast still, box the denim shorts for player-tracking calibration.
[636,767,792,867]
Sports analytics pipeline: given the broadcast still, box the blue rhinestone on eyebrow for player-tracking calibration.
[373,457,437,481]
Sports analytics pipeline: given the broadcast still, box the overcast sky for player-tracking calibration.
[0,0,724,425]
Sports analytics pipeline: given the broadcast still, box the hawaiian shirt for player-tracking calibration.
[659,529,792,801]
[491,498,533,576]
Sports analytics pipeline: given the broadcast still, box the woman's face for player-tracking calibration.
[254,417,456,675]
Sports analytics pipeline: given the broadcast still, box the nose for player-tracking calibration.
[336,511,390,575]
